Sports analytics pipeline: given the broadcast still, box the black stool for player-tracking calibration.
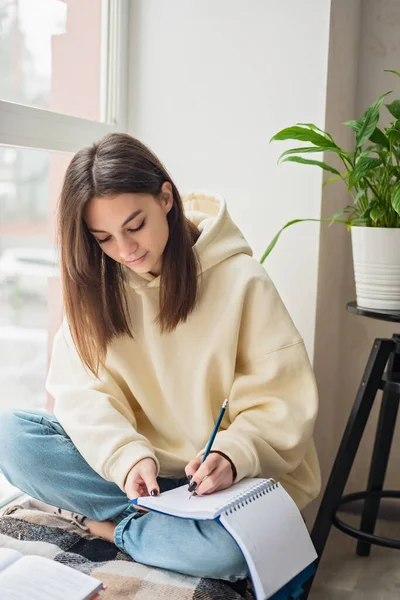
[302,301,400,599]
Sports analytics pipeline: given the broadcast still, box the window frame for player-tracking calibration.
[0,0,130,153]
[0,0,130,510]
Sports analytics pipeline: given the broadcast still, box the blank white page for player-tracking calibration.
[0,555,102,600]
[220,485,317,600]
[135,478,266,519]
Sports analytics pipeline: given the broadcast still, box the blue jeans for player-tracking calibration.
[0,410,248,582]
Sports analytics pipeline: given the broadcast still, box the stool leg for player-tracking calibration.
[301,338,393,599]
[357,348,400,556]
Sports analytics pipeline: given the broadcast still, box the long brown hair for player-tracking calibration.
[58,133,200,377]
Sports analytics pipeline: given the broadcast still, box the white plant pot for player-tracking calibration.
[351,226,400,310]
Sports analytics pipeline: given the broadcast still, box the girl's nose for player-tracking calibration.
[118,238,139,261]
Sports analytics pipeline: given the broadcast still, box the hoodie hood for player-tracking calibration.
[126,191,253,289]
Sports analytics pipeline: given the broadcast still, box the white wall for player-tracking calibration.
[127,0,332,357]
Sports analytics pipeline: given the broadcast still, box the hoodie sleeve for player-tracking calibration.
[46,321,160,491]
[206,272,318,484]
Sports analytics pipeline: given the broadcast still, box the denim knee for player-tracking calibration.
[0,410,45,475]
[202,524,248,581]
[116,512,249,582]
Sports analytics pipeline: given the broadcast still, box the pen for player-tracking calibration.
[189,398,228,499]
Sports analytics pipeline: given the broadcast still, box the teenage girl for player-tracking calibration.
[0,133,320,582]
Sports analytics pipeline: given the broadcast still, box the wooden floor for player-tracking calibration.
[309,513,400,599]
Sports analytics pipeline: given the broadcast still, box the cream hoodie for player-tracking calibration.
[46,192,321,510]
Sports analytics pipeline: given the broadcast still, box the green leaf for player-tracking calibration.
[348,157,382,188]
[358,145,382,158]
[278,145,344,163]
[356,91,392,148]
[350,217,370,227]
[370,207,385,223]
[359,200,380,224]
[330,205,353,223]
[386,128,400,144]
[344,119,361,133]
[260,219,322,262]
[385,69,400,78]
[260,217,348,263]
[323,171,350,186]
[282,156,340,175]
[386,100,400,120]
[369,127,390,148]
[270,126,336,148]
[296,123,336,143]
[345,121,390,147]
[391,184,400,216]
[296,123,326,133]
[353,188,368,206]
[376,150,388,162]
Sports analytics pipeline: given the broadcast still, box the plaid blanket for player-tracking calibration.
[0,506,254,599]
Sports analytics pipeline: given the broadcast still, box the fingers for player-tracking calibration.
[140,463,160,497]
[124,458,159,500]
[125,477,147,500]
[192,453,219,482]
[188,454,226,495]
[198,470,232,495]
[185,456,202,482]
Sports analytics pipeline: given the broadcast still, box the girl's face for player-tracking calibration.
[84,182,173,276]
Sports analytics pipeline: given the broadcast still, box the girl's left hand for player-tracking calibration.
[185,452,234,495]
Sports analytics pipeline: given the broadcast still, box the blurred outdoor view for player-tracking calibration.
[0,0,104,505]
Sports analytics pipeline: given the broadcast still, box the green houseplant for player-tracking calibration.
[261,70,400,310]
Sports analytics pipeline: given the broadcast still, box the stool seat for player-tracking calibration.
[301,304,400,599]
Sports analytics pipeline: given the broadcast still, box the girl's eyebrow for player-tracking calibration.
[89,209,144,233]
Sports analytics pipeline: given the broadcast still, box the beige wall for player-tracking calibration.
[311,0,400,523]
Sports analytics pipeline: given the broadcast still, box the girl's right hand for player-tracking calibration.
[124,457,160,500]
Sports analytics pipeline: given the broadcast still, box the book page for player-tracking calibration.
[0,548,22,574]
[220,484,317,599]
[134,478,266,519]
[0,555,102,600]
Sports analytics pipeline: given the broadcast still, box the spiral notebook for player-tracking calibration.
[131,478,317,599]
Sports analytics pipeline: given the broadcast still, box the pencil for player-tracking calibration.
[189,398,228,499]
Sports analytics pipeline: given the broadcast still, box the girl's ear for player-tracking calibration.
[160,181,174,214]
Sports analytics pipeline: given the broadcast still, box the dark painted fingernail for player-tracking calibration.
[150,489,158,496]
[188,481,197,492]
[187,474,193,483]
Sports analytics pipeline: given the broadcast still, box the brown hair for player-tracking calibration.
[58,133,200,376]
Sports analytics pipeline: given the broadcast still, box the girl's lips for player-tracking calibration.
[126,252,148,266]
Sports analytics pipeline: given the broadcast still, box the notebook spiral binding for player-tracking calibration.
[221,479,278,515]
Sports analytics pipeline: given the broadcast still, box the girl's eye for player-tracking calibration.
[128,219,146,233]
[97,235,111,245]
[96,220,145,245]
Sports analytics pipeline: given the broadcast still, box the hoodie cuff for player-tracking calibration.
[105,442,160,491]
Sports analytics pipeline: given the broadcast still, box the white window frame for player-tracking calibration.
[0,0,130,153]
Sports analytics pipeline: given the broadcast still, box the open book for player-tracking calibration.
[131,478,317,600]
[0,548,104,600]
